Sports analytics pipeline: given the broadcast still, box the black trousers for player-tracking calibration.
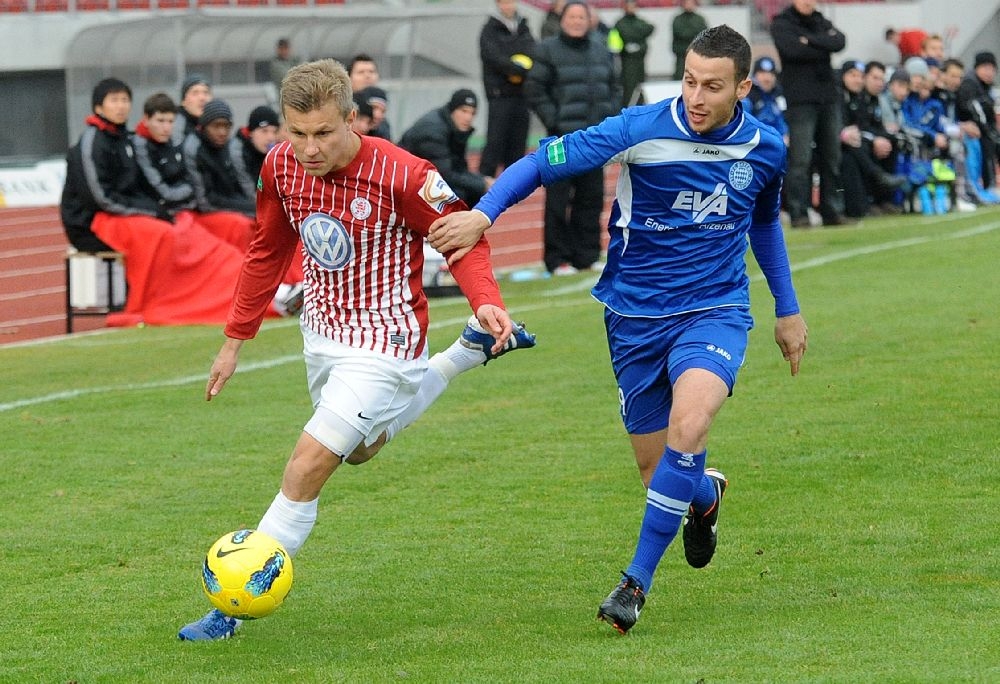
[785,102,844,221]
[479,95,531,178]
[543,167,604,272]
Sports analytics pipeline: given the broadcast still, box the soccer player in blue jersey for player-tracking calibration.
[428,24,808,635]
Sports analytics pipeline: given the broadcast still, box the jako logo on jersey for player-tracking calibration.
[299,212,353,271]
[256,175,263,192]
[672,183,728,222]
[420,171,460,212]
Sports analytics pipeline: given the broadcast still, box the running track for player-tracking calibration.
[0,174,615,346]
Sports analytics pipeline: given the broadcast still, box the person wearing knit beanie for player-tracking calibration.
[248,105,280,131]
[173,73,213,146]
[199,99,233,129]
[447,88,478,112]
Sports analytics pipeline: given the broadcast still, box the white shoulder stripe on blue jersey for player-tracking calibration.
[621,131,761,166]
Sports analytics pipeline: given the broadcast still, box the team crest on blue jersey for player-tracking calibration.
[729,161,753,191]
[299,212,353,271]
[420,170,460,212]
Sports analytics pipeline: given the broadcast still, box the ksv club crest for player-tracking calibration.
[350,197,372,220]
[729,161,753,191]
[299,212,353,271]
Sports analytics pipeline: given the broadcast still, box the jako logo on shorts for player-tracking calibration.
[299,212,353,270]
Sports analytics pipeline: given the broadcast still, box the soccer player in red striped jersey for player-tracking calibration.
[179,59,535,641]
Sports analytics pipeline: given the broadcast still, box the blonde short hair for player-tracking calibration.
[280,59,353,120]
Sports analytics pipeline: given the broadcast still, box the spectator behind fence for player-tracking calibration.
[231,105,281,199]
[771,0,851,228]
[60,78,282,326]
[171,74,212,147]
[399,89,493,207]
[611,0,655,108]
[526,0,620,275]
[478,0,536,178]
[742,56,789,146]
[671,0,708,80]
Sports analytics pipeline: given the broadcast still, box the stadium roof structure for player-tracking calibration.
[64,3,485,139]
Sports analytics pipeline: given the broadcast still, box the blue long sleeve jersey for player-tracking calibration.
[476,96,800,319]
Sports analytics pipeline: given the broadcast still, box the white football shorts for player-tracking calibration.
[301,322,428,457]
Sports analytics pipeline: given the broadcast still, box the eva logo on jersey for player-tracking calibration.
[672,182,729,222]
[299,212,354,271]
[420,170,460,212]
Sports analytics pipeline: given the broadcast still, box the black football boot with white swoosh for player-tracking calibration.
[682,468,728,569]
[597,573,646,635]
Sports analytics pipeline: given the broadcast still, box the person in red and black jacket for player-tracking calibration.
[60,78,166,252]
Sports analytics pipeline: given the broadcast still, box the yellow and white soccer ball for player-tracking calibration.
[201,529,293,619]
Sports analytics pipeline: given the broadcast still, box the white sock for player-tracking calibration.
[256,490,318,558]
[384,363,450,442]
[435,316,488,379]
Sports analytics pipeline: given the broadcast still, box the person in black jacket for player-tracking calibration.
[171,73,212,147]
[526,1,620,274]
[771,0,851,227]
[133,92,196,218]
[230,105,280,198]
[399,89,493,207]
[479,0,536,178]
[61,78,168,252]
[182,99,255,218]
[956,51,1000,193]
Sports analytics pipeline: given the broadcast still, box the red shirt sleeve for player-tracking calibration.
[223,160,299,339]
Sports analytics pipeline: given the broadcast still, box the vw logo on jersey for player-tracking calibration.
[299,212,353,271]
[729,161,754,191]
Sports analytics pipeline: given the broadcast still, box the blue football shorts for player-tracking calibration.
[604,306,754,435]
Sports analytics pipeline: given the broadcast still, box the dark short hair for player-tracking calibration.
[864,60,886,76]
[942,57,965,72]
[91,77,131,110]
[687,25,752,82]
[143,92,177,117]
[348,53,377,74]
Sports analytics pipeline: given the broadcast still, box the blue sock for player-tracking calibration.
[625,447,706,593]
[690,468,719,514]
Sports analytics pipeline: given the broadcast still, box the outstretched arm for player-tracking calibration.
[428,153,543,262]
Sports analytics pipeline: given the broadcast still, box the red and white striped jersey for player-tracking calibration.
[225,134,503,360]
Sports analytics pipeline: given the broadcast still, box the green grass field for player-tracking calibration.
[3,209,999,683]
